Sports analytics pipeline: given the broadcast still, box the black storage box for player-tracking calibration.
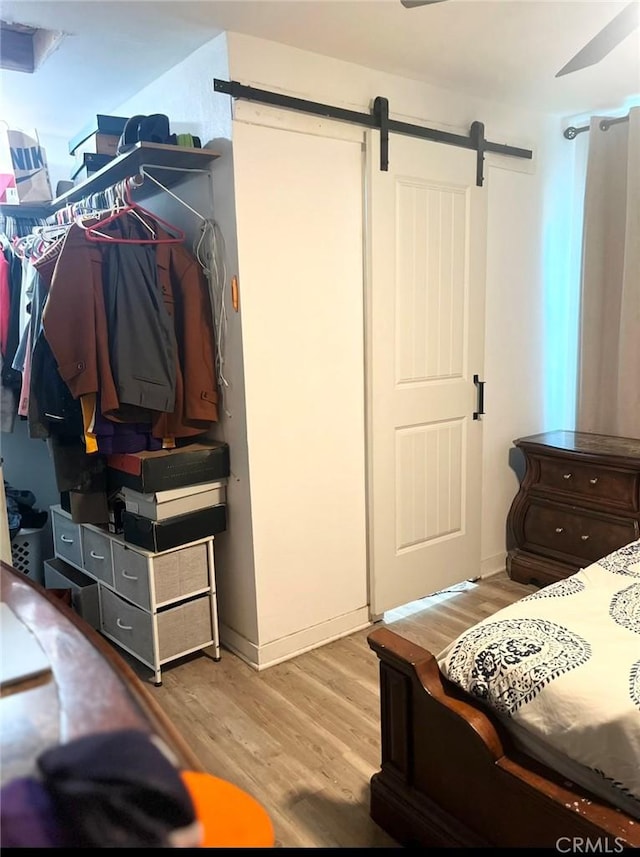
[68,114,129,155]
[107,441,230,493]
[71,152,114,182]
[122,505,227,552]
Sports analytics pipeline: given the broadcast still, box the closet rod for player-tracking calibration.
[46,165,209,225]
[563,113,629,140]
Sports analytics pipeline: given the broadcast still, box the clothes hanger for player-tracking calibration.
[79,175,186,245]
[74,181,140,241]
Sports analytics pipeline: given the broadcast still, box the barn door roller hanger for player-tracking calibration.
[213,79,533,186]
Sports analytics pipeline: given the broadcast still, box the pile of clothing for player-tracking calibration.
[0,730,203,848]
[4,480,47,541]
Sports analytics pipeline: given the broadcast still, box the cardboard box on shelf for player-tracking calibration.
[72,132,120,160]
[68,114,129,156]
[122,480,227,521]
[107,441,230,494]
[122,504,227,552]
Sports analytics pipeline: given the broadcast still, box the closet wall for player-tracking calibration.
[110,33,262,648]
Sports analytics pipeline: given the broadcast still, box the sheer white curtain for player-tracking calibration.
[576,106,640,438]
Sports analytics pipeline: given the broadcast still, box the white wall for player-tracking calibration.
[225,33,578,588]
[230,118,369,664]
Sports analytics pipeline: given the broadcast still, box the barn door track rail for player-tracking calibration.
[214,78,533,186]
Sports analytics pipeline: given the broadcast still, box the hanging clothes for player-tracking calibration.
[1,241,25,394]
[102,230,177,413]
[3,183,221,524]
[0,251,9,356]
[41,215,219,440]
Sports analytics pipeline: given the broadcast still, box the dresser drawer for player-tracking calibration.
[100,587,213,665]
[534,455,639,512]
[153,544,210,606]
[112,542,151,611]
[156,596,213,661]
[81,528,113,586]
[100,586,154,664]
[51,509,82,568]
[111,542,210,611]
[522,500,639,565]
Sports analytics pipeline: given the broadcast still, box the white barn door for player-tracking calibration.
[367,132,488,615]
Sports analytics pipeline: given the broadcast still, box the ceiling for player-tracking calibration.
[1,0,639,140]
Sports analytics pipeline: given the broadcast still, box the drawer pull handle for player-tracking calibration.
[563,473,572,480]
[120,570,138,581]
[60,535,74,544]
[116,618,133,631]
[581,534,590,541]
[589,477,599,485]
[555,527,564,534]
[90,550,105,561]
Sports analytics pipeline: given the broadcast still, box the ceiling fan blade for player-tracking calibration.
[401,1,448,8]
[556,1,640,77]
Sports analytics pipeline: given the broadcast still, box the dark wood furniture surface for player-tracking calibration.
[0,561,200,786]
[367,627,640,849]
[506,430,640,587]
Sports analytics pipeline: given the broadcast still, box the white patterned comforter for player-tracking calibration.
[437,540,640,811]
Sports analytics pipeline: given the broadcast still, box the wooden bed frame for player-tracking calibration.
[367,627,640,849]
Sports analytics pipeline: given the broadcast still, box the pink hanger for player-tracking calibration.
[81,177,185,245]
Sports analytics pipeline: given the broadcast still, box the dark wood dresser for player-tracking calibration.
[506,430,640,587]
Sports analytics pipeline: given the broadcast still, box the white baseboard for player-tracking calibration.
[219,606,371,670]
[480,552,507,579]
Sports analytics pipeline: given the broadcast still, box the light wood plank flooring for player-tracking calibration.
[142,571,535,847]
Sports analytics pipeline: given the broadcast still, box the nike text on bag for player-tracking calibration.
[0,128,53,204]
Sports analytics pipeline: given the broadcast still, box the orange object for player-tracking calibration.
[181,770,275,848]
[231,275,239,311]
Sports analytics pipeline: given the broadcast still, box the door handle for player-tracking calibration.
[473,375,485,420]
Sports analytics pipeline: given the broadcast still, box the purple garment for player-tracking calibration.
[93,408,162,454]
[0,777,70,848]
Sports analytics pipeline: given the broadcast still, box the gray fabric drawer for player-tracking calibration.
[81,528,113,586]
[153,544,209,605]
[100,586,154,665]
[112,542,151,611]
[51,509,82,568]
[100,587,213,666]
[157,596,213,661]
[44,557,100,629]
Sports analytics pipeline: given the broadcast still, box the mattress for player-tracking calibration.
[437,539,640,819]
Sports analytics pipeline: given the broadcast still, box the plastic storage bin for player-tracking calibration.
[10,527,45,584]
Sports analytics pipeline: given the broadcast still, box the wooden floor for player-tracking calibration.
[144,571,535,848]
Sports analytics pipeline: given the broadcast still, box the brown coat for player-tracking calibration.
[42,220,218,439]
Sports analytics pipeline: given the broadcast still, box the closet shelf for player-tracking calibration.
[1,142,221,217]
[0,202,51,218]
